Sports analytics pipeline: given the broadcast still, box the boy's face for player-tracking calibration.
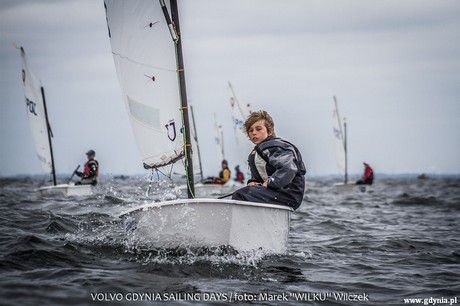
[248,120,272,145]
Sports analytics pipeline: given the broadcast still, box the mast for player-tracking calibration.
[214,113,225,161]
[221,128,225,160]
[228,82,246,120]
[41,86,57,186]
[190,105,204,182]
[343,118,348,184]
[168,0,194,198]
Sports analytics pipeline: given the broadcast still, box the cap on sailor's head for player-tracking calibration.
[86,149,96,156]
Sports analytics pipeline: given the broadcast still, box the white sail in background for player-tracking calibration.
[228,82,253,167]
[19,47,53,175]
[213,113,224,163]
[185,104,203,180]
[333,96,346,176]
[105,0,185,170]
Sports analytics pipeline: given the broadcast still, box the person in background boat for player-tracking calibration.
[356,162,374,185]
[203,160,231,185]
[234,165,245,184]
[232,110,306,210]
[75,150,99,186]
[418,173,428,180]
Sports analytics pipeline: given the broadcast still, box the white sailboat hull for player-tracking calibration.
[121,199,292,253]
[37,184,92,197]
[334,183,370,193]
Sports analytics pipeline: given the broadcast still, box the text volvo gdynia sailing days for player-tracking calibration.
[90,292,229,302]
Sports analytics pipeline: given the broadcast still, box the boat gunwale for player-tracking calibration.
[120,198,293,218]
[35,184,92,192]
[36,184,92,191]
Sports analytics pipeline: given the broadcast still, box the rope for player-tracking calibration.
[145,166,176,197]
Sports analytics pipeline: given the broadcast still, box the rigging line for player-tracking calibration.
[156,169,160,181]
[161,165,173,180]
[152,166,174,182]
[111,52,175,72]
[162,167,173,183]
[167,163,175,181]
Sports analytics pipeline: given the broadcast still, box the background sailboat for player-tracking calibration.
[18,46,91,197]
[180,85,248,197]
[189,105,204,182]
[105,0,291,253]
[189,112,243,196]
[214,113,225,163]
[177,107,239,197]
[196,112,244,193]
[228,82,252,176]
[332,96,368,193]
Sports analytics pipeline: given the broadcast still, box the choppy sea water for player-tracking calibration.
[0,176,459,306]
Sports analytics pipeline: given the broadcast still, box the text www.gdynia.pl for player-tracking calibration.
[403,296,458,305]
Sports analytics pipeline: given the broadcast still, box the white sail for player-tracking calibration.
[333,96,346,176]
[228,82,253,168]
[182,104,202,179]
[19,47,53,175]
[105,0,185,170]
[213,113,224,162]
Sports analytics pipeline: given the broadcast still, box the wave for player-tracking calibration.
[392,194,445,206]
[1,176,460,306]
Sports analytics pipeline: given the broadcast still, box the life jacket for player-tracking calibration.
[255,137,307,176]
[218,167,231,183]
[247,136,306,186]
[83,159,99,179]
[364,166,374,181]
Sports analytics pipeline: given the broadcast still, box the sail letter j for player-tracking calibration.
[165,120,177,141]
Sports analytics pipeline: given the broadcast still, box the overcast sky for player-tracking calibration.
[1,0,459,178]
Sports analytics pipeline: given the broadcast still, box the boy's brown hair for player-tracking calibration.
[244,110,275,136]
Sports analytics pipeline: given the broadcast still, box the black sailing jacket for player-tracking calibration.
[248,136,306,206]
